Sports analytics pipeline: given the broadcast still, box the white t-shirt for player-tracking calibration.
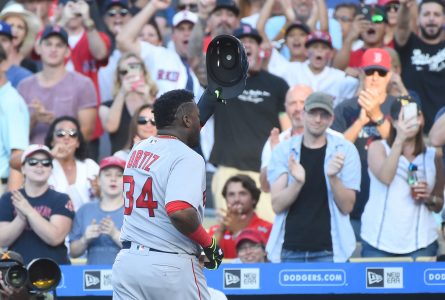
[269,58,359,107]
[48,158,99,211]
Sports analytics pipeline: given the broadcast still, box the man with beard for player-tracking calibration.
[395,0,445,132]
[266,92,360,262]
[187,0,240,86]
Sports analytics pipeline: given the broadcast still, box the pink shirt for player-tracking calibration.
[17,71,97,144]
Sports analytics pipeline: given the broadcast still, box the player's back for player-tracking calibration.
[120,135,206,256]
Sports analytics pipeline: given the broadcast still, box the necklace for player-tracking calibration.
[156,135,179,140]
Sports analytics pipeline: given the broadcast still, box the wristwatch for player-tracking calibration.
[84,19,95,31]
[374,116,385,126]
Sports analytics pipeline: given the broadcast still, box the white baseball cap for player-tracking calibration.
[21,144,53,164]
[172,11,198,27]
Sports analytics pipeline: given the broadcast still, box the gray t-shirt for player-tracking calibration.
[17,72,97,144]
[69,200,124,265]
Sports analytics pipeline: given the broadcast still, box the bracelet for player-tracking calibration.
[374,115,385,126]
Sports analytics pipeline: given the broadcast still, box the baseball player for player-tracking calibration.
[112,89,223,300]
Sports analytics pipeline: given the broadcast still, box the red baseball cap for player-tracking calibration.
[377,0,399,6]
[235,229,265,248]
[305,31,333,48]
[99,156,126,172]
[361,48,391,72]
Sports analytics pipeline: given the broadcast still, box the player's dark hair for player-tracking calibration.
[222,174,261,208]
[44,115,88,161]
[0,44,6,62]
[419,0,445,13]
[153,89,195,129]
[334,3,359,16]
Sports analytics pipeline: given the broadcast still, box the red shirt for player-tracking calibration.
[70,31,111,140]
[348,40,395,68]
[208,213,272,259]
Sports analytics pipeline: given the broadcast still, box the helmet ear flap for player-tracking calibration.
[206,35,248,100]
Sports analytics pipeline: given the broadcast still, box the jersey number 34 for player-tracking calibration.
[123,175,158,217]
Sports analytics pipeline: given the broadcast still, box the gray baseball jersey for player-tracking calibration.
[113,135,211,300]
[120,135,206,256]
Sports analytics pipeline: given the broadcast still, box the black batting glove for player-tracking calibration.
[203,237,224,270]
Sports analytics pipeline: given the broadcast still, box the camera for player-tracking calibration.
[360,4,386,23]
[0,260,28,288]
[0,251,61,294]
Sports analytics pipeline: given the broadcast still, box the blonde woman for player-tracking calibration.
[0,2,41,72]
[99,52,158,153]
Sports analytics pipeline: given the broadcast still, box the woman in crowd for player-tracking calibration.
[69,156,125,265]
[0,2,41,72]
[0,144,74,265]
[140,19,163,46]
[114,103,157,160]
[44,116,99,211]
[361,99,444,259]
[99,52,158,154]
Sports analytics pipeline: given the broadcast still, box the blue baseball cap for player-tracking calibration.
[233,24,262,44]
[211,0,239,16]
[0,21,13,39]
[102,0,129,13]
[40,25,69,45]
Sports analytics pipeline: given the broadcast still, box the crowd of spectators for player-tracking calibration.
[0,0,445,272]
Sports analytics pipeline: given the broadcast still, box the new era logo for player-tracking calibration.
[366,268,403,289]
[84,271,101,290]
[367,270,383,286]
[224,270,241,288]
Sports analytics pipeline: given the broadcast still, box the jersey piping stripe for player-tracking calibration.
[191,258,202,300]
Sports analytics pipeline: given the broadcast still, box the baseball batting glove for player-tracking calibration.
[203,237,224,270]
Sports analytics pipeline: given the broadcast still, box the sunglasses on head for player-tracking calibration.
[107,8,129,17]
[334,15,352,23]
[137,116,155,126]
[26,158,52,167]
[364,68,388,77]
[385,3,400,12]
[177,3,198,12]
[118,63,142,76]
[54,129,78,138]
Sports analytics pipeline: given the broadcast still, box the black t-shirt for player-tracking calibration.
[102,100,132,154]
[210,70,288,171]
[283,142,332,252]
[0,188,75,264]
[396,33,445,132]
[331,95,396,219]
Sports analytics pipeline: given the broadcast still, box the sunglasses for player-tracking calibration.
[334,15,352,23]
[177,3,198,12]
[107,8,129,17]
[26,158,52,167]
[137,116,155,126]
[118,63,142,76]
[385,3,400,12]
[364,68,388,77]
[54,129,78,138]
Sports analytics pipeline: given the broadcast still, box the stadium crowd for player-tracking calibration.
[0,0,445,273]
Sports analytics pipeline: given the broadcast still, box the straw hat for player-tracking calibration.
[0,1,42,56]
